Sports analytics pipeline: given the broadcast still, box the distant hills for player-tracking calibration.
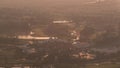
[0,0,120,36]
[0,0,119,15]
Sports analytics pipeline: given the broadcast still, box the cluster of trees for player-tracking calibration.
[0,38,119,67]
[0,40,93,67]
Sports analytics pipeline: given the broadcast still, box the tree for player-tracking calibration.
[24,41,90,68]
[92,28,120,48]
[79,26,96,42]
[44,23,72,40]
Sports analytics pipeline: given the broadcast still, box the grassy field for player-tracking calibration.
[55,63,120,68]
[86,64,120,68]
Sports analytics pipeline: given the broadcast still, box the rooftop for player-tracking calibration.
[53,20,72,24]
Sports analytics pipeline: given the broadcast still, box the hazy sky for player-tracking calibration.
[0,0,119,12]
[0,0,99,8]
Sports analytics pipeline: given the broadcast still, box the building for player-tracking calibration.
[17,35,57,40]
[53,20,72,24]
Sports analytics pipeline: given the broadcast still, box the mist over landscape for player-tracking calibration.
[0,0,120,68]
